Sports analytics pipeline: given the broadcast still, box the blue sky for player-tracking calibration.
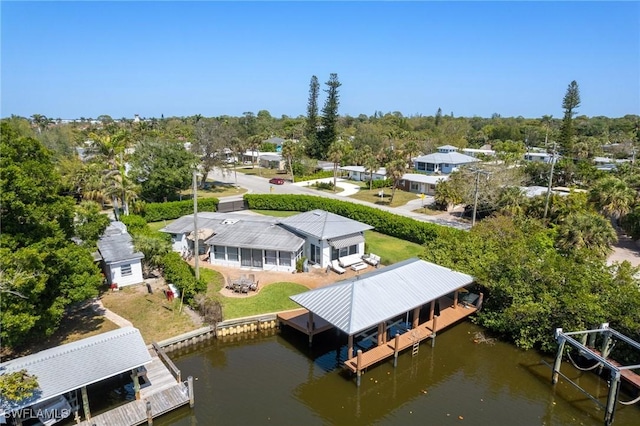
[2,1,638,119]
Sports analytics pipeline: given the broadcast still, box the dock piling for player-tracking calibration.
[188,376,195,408]
[393,333,400,367]
[146,400,153,425]
[356,350,363,387]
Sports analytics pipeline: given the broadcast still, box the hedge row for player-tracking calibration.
[136,198,218,222]
[294,170,334,183]
[243,194,464,245]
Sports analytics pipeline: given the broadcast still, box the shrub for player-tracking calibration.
[159,252,206,300]
[314,181,334,190]
[294,170,334,183]
[370,178,393,189]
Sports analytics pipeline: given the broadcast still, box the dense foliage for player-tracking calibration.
[1,122,103,349]
[0,370,39,402]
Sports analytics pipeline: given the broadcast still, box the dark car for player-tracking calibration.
[269,178,285,185]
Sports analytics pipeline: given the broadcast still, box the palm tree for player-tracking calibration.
[281,139,299,183]
[589,176,637,225]
[497,186,527,216]
[247,134,264,175]
[386,158,407,204]
[362,148,379,191]
[434,179,462,211]
[556,212,617,258]
[327,140,348,193]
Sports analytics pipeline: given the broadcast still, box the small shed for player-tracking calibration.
[97,222,144,288]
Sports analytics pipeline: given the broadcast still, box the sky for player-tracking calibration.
[1,1,639,120]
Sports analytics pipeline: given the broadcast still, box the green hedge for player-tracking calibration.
[136,198,218,222]
[243,194,464,245]
[370,178,393,189]
[294,170,334,183]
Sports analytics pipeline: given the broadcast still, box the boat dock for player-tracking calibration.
[277,308,334,344]
[344,296,478,373]
[80,346,193,425]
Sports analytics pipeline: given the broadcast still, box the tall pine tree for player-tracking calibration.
[559,80,581,154]
[314,73,341,160]
[304,75,320,157]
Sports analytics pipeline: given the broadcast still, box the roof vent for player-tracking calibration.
[222,219,239,225]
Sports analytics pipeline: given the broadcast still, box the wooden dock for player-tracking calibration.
[344,296,477,373]
[278,308,334,338]
[79,353,191,425]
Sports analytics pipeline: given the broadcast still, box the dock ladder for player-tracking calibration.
[411,330,420,356]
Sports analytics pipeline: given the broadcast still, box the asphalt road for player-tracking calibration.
[207,167,471,231]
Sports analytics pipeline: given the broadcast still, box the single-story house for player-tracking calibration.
[161,211,373,272]
[413,145,479,174]
[524,152,557,163]
[279,210,373,269]
[339,166,387,182]
[593,156,631,171]
[520,186,571,198]
[241,150,261,164]
[97,222,144,288]
[399,173,449,195]
[461,148,496,158]
[259,153,286,170]
[0,327,151,425]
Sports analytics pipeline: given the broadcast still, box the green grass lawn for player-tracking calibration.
[180,182,247,199]
[200,268,305,319]
[148,220,173,232]
[364,230,425,265]
[251,210,300,217]
[236,167,289,180]
[349,187,418,207]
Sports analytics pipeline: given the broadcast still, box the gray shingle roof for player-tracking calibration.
[159,212,275,235]
[279,210,373,240]
[97,222,144,264]
[0,327,151,413]
[290,258,474,335]
[402,173,449,184]
[205,221,304,251]
[414,152,479,165]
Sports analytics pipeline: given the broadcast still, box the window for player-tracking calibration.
[121,264,132,276]
[214,246,225,260]
[426,163,435,172]
[279,251,291,266]
[265,250,277,265]
[416,162,426,171]
[331,248,339,261]
[227,247,238,262]
[444,163,450,168]
[348,244,357,255]
[410,182,420,191]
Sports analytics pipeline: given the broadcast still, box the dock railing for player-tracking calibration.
[152,341,182,382]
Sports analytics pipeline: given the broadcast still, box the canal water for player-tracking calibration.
[156,322,639,425]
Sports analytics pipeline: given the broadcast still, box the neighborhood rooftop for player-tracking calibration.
[0,327,151,414]
[205,221,304,251]
[413,151,479,165]
[160,212,276,235]
[290,258,474,335]
[279,209,373,240]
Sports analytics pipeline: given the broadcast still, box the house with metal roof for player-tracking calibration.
[279,210,373,269]
[97,222,144,288]
[399,173,448,195]
[279,258,481,385]
[160,212,305,272]
[413,145,479,174]
[339,166,387,182]
[0,327,152,425]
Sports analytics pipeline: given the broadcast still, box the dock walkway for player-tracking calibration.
[344,296,477,373]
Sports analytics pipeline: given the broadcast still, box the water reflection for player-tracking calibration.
[156,322,639,425]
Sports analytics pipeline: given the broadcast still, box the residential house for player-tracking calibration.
[461,147,496,158]
[259,153,286,170]
[97,222,144,288]
[523,151,557,163]
[340,166,387,182]
[279,210,373,268]
[160,211,373,272]
[264,136,286,152]
[413,145,479,174]
[399,173,448,195]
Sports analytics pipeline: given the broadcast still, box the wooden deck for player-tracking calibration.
[588,348,640,389]
[277,308,334,336]
[79,354,190,425]
[344,297,478,373]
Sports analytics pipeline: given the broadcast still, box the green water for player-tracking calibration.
[156,322,639,425]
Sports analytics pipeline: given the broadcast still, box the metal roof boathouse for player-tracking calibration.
[277,258,483,386]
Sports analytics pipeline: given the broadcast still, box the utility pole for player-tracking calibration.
[193,170,200,280]
[543,142,556,220]
[472,171,481,227]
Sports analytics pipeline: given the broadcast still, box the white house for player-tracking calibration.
[339,166,387,182]
[97,222,144,288]
[279,210,373,269]
[461,148,496,158]
[523,152,557,163]
[399,173,449,195]
[160,211,373,272]
[259,153,286,170]
[413,145,479,174]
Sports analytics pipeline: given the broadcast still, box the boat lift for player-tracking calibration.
[548,323,640,426]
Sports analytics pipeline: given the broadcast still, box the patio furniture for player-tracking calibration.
[351,262,368,272]
[331,260,346,274]
[339,254,364,268]
[249,280,259,292]
[363,253,380,267]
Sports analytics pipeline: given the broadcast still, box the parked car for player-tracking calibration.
[269,178,285,185]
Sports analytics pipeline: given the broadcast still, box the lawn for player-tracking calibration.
[101,286,197,343]
[348,187,418,207]
[236,167,290,180]
[180,180,247,199]
[364,230,425,265]
[251,210,300,217]
[148,220,173,232]
[200,268,306,320]
[411,204,443,215]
